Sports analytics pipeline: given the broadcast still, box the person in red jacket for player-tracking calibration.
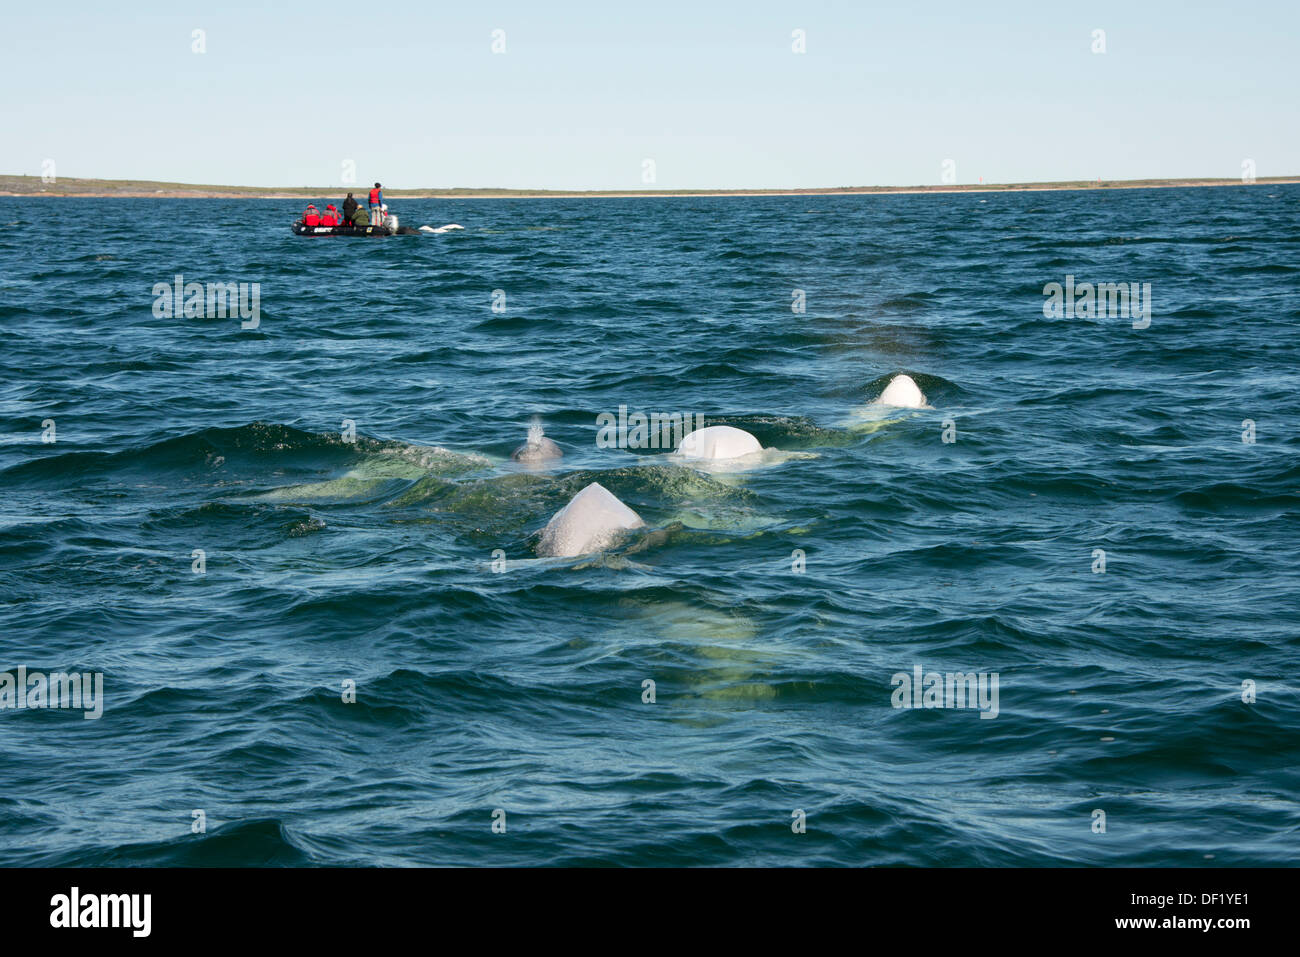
[368,183,383,221]
[302,204,321,227]
[320,204,340,227]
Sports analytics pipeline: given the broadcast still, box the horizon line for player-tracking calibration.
[4,173,1298,200]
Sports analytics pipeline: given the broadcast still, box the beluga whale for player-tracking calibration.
[512,420,563,464]
[670,424,812,472]
[674,425,763,461]
[537,482,645,557]
[873,374,929,409]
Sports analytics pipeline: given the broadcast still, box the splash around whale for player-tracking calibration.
[537,482,645,557]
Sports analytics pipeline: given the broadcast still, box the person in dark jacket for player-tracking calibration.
[341,193,359,222]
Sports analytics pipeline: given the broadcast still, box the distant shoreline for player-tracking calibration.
[3,173,1297,199]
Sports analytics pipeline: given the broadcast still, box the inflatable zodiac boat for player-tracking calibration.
[291,221,421,237]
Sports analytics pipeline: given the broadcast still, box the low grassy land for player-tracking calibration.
[3,173,1297,199]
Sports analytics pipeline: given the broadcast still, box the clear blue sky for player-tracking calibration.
[5,0,1296,189]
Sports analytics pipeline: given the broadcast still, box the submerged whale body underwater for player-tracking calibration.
[536,482,645,557]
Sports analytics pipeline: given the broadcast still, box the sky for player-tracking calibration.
[5,0,1297,190]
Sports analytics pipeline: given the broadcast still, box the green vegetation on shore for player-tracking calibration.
[3,173,1296,199]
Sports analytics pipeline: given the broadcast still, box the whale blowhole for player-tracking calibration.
[512,419,563,463]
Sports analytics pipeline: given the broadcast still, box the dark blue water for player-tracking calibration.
[1,188,1297,866]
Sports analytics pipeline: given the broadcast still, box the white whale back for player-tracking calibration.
[875,374,928,409]
[537,482,645,557]
[675,425,762,461]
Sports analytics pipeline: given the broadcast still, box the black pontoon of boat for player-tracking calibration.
[291,222,421,237]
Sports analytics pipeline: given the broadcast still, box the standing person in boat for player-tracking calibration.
[341,192,359,223]
[368,183,384,221]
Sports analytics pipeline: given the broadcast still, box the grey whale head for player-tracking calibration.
[512,421,563,464]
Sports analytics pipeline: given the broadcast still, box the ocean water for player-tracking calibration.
[1,188,1297,867]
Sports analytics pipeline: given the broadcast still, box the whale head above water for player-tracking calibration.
[874,374,928,409]
[537,482,645,557]
[512,421,563,464]
[675,425,763,461]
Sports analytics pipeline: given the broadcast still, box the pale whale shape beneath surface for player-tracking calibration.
[419,224,464,234]
[873,374,929,409]
[537,482,645,557]
[512,421,563,464]
[250,443,489,503]
[675,425,763,461]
